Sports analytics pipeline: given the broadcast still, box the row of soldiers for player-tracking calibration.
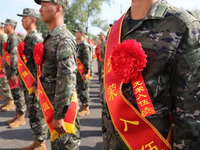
[0,0,106,149]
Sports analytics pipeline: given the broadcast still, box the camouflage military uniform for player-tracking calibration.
[41,24,80,149]
[102,0,200,149]
[0,32,13,100]
[88,42,95,77]
[97,42,105,83]
[3,32,26,114]
[76,40,90,106]
[19,30,48,141]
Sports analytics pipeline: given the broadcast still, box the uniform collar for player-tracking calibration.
[125,0,168,21]
[49,24,66,37]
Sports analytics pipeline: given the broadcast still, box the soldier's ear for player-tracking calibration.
[57,5,63,13]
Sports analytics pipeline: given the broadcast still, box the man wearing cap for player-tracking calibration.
[73,27,91,117]
[1,19,26,125]
[34,0,80,149]
[17,8,48,150]
[0,22,15,110]
[0,22,11,105]
[96,31,106,83]
[86,36,95,79]
[96,31,106,100]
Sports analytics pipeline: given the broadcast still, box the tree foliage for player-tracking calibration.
[65,0,111,34]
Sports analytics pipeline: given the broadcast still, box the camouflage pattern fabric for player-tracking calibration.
[0,33,13,100]
[97,43,105,83]
[102,0,200,149]
[3,33,26,114]
[24,92,48,141]
[88,43,95,77]
[20,30,48,141]
[0,33,7,56]
[41,24,80,148]
[76,40,90,106]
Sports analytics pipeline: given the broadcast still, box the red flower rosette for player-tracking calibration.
[3,42,8,52]
[111,39,147,83]
[18,41,25,56]
[33,42,44,66]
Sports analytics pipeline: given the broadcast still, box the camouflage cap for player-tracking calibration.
[17,8,40,19]
[4,19,17,27]
[0,22,4,28]
[73,27,86,34]
[98,31,107,37]
[34,0,69,10]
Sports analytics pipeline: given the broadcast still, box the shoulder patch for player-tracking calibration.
[183,48,200,69]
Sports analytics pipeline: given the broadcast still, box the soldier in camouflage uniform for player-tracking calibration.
[2,19,26,128]
[96,31,106,83]
[34,0,81,149]
[102,0,200,149]
[0,22,12,105]
[86,36,95,79]
[16,8,48,150]
[73,27,91,117]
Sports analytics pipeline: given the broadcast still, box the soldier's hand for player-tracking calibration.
[52,119,66,134]
[2,68,5,74]
[83,74,88,81]
[11,75,18,85]
[32,86,38,97]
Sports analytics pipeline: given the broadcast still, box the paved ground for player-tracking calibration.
[0,61,104,150]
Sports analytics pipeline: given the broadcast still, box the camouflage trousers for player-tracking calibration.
[51,118,81,150]
[90,60,93,77]
[1,75,26,114]
[23,90,48,141]
[97,59,103,83]
[76,73,90,106]
[12,87,26,114]
[0,76,13,100]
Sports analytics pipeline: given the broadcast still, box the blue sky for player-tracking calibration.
[0,0,199,35]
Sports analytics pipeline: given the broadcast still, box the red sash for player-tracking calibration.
[18,54,35,94]
[3,42,19,89]
[77,58,90,80]
[34,42,78,141]
[0,56,6,78]
[97,44,103,62]
[104,13,172,150]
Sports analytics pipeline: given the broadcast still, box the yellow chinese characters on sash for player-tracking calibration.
[104,13,172,150]
[77,58,90,80]
[37,66,78,141]
[18,54,35,95]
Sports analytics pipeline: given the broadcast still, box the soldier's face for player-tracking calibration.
[22,16,32,30]
[39,2,58,23]
[75,31,82,40]
[4,24,12,34]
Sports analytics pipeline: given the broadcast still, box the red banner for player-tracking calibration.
[77,58,90,81]
[37,72,78,141]
[104,13,172,150]
[0,56,5,78]
[18,54,35,95]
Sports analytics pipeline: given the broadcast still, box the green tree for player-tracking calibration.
[65,0,112,34]
[191,9,200,19]
[37,17,48,38]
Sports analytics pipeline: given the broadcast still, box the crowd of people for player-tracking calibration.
[0,0,200,150]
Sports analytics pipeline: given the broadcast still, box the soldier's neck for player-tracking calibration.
[131,0,157,20]
[7,31,14,37]
[26,25,36,35]
[47,18,64,33]
[77,37,84,44]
